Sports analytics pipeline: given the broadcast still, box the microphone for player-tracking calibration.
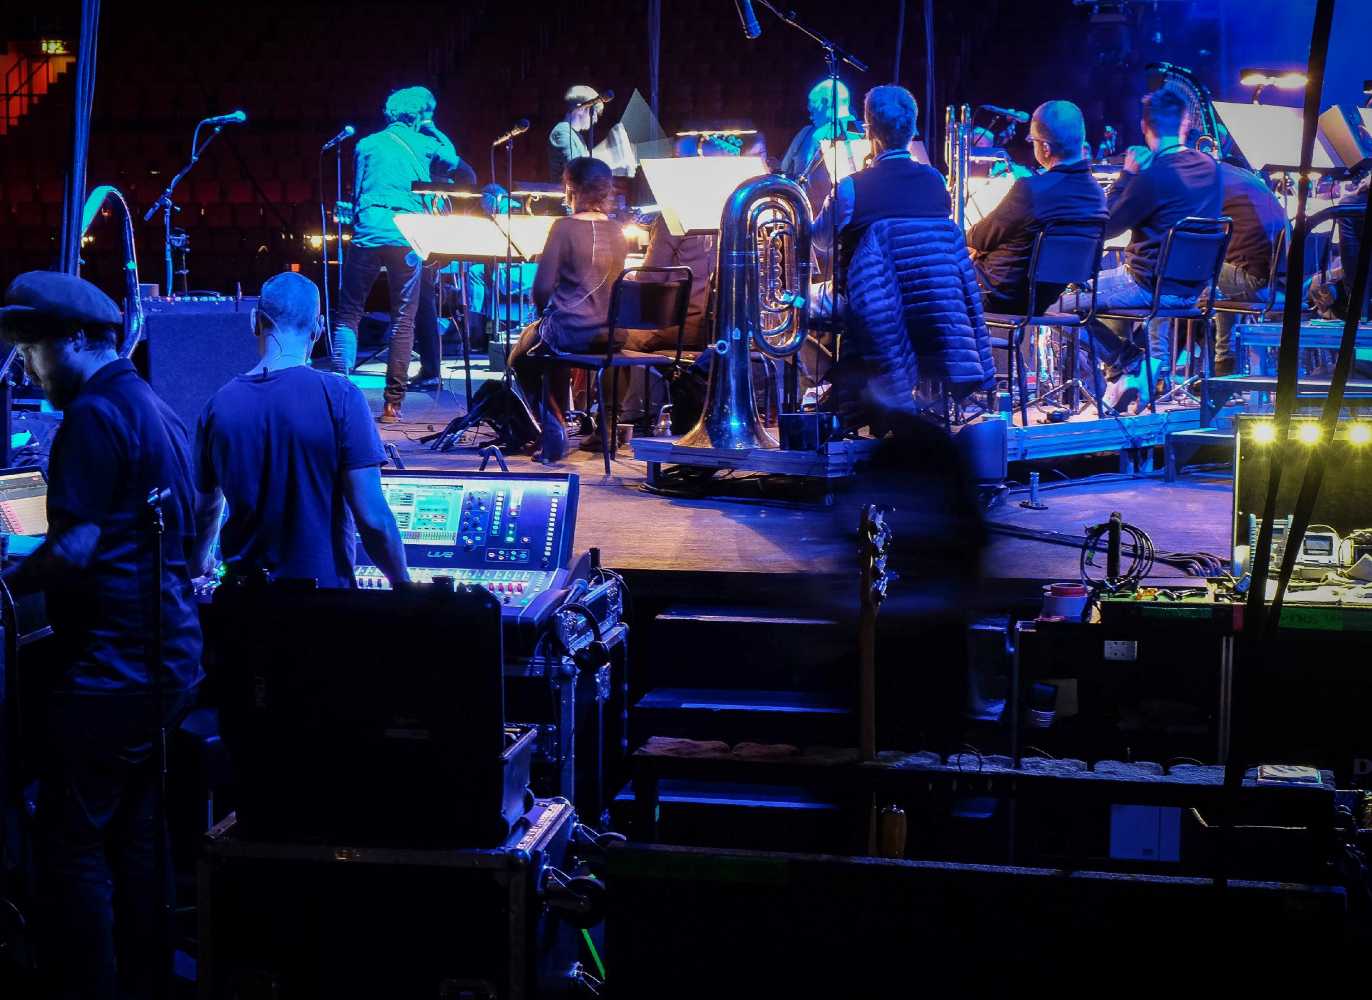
[492,119,531,146]
[202,110,247,127]
[573,89,614,111]
[980,105,1029,124]
[734,0,762,39]
[321,125,356,152]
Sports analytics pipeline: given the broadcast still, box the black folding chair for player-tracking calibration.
[1092,216,1232,414]
[542,266,693,475]
[984,219,1108,427]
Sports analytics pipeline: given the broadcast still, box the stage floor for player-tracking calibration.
[367,371,1234,589]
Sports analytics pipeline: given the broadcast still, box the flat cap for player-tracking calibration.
[0,271,123,343]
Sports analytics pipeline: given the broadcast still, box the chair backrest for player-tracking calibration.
[1025,219,1108,316]
[1154,216,1232,307]
[605,267,694,360]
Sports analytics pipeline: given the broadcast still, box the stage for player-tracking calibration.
[362,363,1235,591]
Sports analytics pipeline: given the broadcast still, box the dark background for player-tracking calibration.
[1,0,1366,298]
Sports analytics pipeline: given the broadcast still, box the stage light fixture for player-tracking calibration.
[1297,422,1321,445]
[1242,68,1308,105]
[1251,421,1277,444]
[1348,423,1372,445]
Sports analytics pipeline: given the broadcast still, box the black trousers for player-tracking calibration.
[35,689,193,1000]
[330,243,423,407]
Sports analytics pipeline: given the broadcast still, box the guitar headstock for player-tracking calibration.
[858,504,894,611]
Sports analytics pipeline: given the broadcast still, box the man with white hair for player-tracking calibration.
[966,100,1108,314]
[549,84,604,183]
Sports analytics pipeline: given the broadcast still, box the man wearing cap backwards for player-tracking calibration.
[549,84,603,184]
[0,270,202,998]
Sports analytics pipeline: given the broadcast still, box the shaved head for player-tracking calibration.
[1032,101,1087,162]
[258,272,320,335]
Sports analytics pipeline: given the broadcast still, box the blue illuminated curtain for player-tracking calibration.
[59,0,100,274]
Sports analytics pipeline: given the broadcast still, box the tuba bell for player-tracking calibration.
[677,173,812,451]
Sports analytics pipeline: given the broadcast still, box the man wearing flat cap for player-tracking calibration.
[1,271,201,999]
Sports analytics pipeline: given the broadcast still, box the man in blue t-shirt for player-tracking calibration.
[194,272,408,588]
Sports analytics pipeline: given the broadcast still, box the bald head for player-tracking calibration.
[1031,101,1087,166]
[258,272,320,337]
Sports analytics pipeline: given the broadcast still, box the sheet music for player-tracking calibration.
[492,214,560,258]
[593,122,638,176]
[638,156,769,235]
[817,138,874,183]
[1212,101,1337,171]
[393,213,511,260]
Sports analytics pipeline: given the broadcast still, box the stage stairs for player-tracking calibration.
[612,570,970,850]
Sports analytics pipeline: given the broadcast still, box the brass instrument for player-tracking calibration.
[944,104,972,228]
[79,184,145,357]
[677,173,812,451]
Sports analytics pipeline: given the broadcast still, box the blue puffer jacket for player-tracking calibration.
[840,217,996,415]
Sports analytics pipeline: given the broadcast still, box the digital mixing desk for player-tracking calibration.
[354,470,580,631]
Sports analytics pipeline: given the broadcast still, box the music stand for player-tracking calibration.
[1212,100,1339,174]
[395,213,553,452]
[637,156,769,235]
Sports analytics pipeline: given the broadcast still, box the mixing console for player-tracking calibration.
[355,470,579,628]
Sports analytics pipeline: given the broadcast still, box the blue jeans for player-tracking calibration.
[1212,263,1269,370]
[1070,265,1192,377]
[331,243,423,406]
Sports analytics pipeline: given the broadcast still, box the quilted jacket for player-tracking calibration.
[839,217,996,417]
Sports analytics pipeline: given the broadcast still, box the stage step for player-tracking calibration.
[633,687,853,745]
[645,604,854,691]
[610,779,845,851]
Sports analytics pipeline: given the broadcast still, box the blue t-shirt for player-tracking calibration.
[194,366,387,588]
[45,359,204,693]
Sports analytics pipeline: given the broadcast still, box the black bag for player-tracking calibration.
[460,378,542,451]
[666,360,709,434]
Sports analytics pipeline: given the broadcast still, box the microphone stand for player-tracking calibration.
[144,120,227,296]
[756,0,868,412]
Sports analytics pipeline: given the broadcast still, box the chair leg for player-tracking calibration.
[1014,327,1030,428]
[596,369,611,476]
[1141,322,1157,414]
[609,366,622,464]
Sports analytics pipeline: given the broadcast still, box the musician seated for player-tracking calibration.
[1212,161,1289,375]
[811,85,994,429]
[1069,87,1221,411]
[966,101,1108,315]
[508,157,628,462]
[779,79,863,180]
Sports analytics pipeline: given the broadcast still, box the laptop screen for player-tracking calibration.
[0,467,48,536]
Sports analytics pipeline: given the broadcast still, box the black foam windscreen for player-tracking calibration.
[133,299,263,428]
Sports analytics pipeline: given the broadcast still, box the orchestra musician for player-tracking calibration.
[779,79,863,180]
[463,184,538,348]
[330,86,475,424]
[193,272,409,590]
[548,85,604,185]
[1072,87,1222,412]
[966,100,1108,314]
[1212,160,1289,375]
[508,157,628,462]
[1,272,203,1000]
[810,85,993,428]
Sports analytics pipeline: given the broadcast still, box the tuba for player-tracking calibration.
[79,184,145,357]
[677,173,812,451]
